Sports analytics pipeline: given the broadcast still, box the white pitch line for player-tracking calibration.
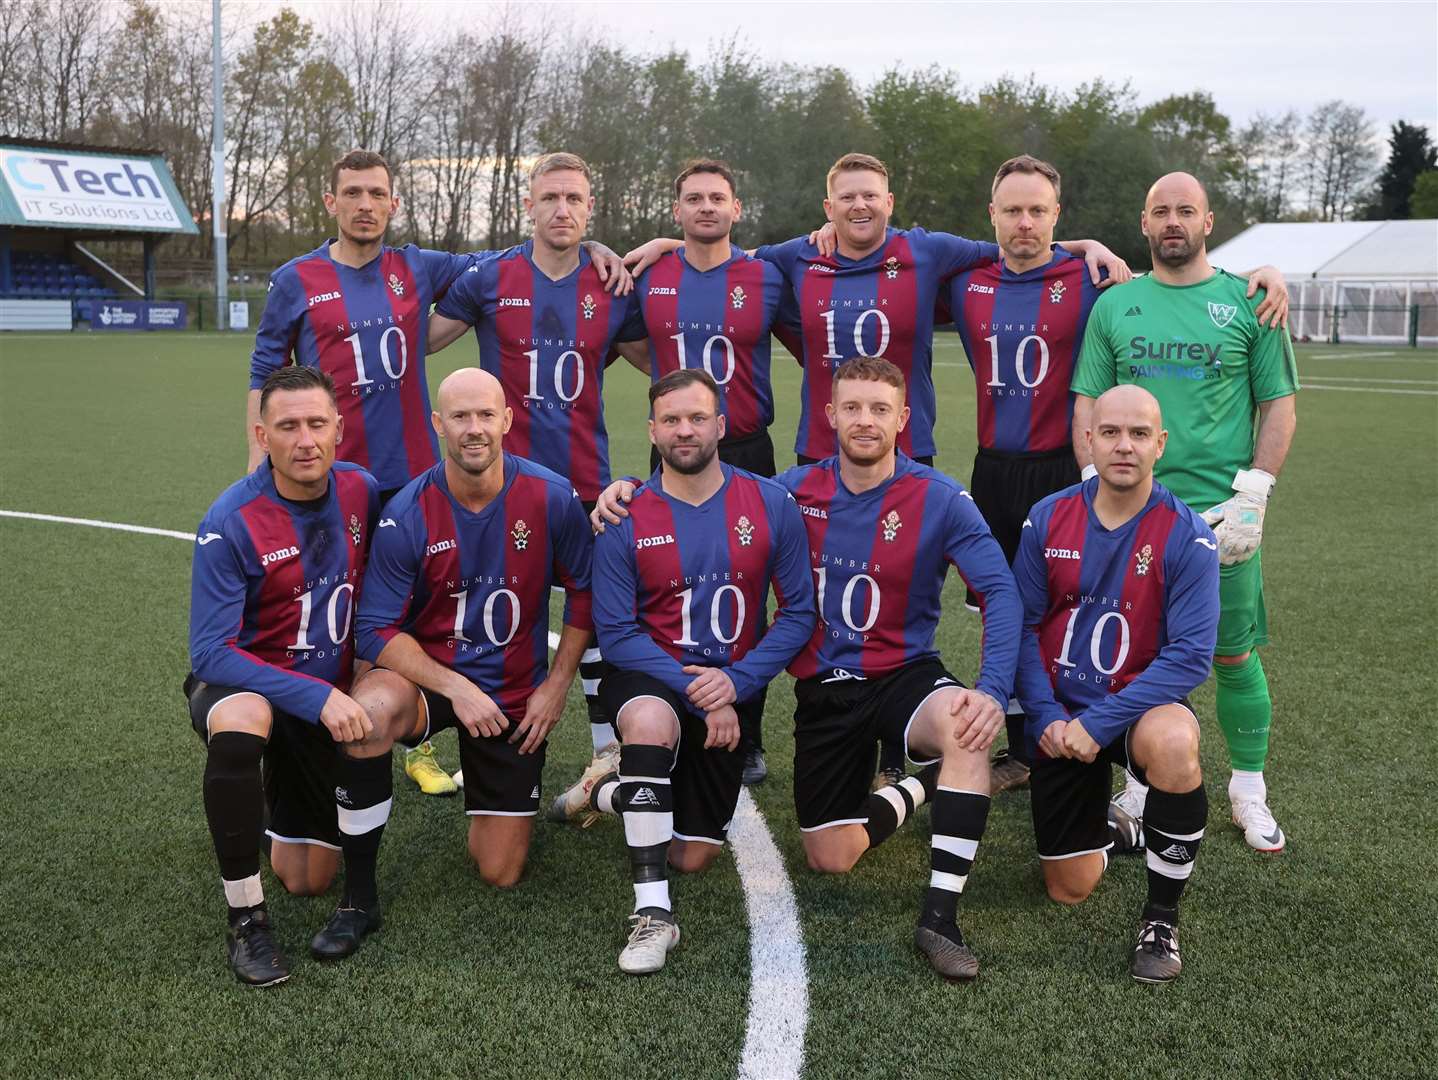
[1293,375,1438,385]
[9,511,813,1080]
[1307,350,1400,359]
[550,629,811,1079]
[731,788,809,1080]
[0,509,196,541]
[1301,383,1438,396]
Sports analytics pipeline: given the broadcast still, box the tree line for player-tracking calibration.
[2,0,1434,273]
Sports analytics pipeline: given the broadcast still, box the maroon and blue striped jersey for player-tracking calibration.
[434,241,648,502]
[778,453,1020,704]
[948,251,1102,454]
[354,455,593,719]
[1013,478,1220,749]
[754,227,999,460]
[592,465,816,709]
[635,245,796,440]
[189,459,380,722]
[251,242,489,493]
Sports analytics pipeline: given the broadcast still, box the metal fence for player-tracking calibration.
[1288,279,1438,346]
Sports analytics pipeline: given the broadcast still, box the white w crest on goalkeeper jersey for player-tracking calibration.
[1207,301,1238,328]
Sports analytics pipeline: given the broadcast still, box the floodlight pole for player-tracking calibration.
[212,0,228,331]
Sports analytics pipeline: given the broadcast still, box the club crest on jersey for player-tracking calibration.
[730,285,746,310]
[1135,543,1153,576]
[1208,301,1237,328]
[388,273,404,297]
[883,256,901,280]
[881,509,902,542]
[582,293,596,320]
[348,514,362,547]
[734,515,755,547]
[1049,280,1066,304]
[512,518,531,551]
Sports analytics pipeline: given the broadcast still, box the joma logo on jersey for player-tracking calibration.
[967,283,995,295]
[648,287,677,296]
[307,291,342,307]
[636,534,676,550]
[799,504,828,520]
[498,297,530,308]
[1045,546,1081,561]
[1128,336,1223,364]
[261,545,300,567]
[426,539,457,556]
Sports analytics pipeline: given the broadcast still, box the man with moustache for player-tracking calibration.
[584,369,815,974]
[306,368,595,959]
[1072,173,1299,855]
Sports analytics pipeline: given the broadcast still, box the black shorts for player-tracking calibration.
[415,688,546,817]
[792,657,963,830]
[650,427,776,478]
[598,668,754,845]
[969,446,1079,564]
[184,674,339,850]
[1029,701,1193,860]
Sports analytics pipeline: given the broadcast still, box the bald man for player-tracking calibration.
[1014,385,1220,983]
[309,368,596,960]
[1072,172,1299,855]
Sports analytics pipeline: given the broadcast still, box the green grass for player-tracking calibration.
[1,332,1436,1079]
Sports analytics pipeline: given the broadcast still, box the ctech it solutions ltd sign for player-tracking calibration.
[0,146,196,233]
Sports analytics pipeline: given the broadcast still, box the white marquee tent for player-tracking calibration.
[1208,219,1438,344]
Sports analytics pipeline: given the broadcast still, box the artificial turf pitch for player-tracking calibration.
[0,332,1434,1079]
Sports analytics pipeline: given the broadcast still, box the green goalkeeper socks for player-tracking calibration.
[1214,652,1271,773]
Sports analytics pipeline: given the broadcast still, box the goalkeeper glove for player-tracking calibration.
[1081,463,1098,481]
[1200,468,1275,565]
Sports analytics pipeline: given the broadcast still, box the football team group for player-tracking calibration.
[186,145,1298,990]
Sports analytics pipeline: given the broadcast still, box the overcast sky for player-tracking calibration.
[255,0,1438,136]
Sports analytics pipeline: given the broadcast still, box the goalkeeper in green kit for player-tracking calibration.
[1071,172,1298,853]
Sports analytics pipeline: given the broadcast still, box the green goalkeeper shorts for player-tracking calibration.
[1216,547,1268,657]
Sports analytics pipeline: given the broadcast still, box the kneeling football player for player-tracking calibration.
[777,359,1021,980]
[186,366,380,986]
[1014,385,1219,983]
[312,368,594,958]
[584,369,815,974]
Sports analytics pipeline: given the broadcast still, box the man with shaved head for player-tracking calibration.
[1072,172,1299,855]
[1014,385,1220,982]
[305,367,595,959]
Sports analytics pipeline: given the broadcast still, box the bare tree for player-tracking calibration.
[1304,101,1378,221]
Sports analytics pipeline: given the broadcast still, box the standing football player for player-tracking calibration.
[1015,385,1219,983]
[250,148,627,797]
[947,156,1290,796]
[1072,173,1298,853]
[304,368,595,959]
[427,152,649,804]
[187,366,379,986]
[584,369,815,974]
[605,157,799,785]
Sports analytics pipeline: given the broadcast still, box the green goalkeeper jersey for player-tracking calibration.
[1071,269,1299,512]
